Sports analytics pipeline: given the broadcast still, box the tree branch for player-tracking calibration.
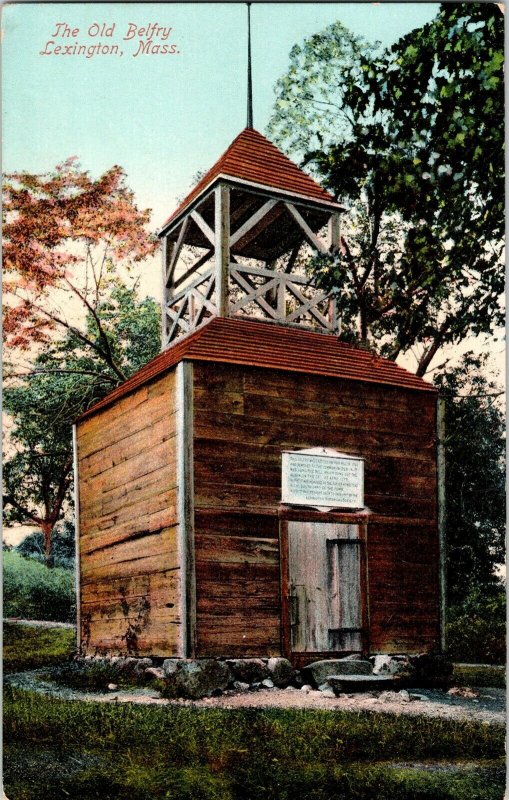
[340,236,361,291]
[21,298,127,383]
[416,318,452,377]
[63,277,124,378]
[3,493,45,527]
[5,368,118,383]
[50,456,73,522]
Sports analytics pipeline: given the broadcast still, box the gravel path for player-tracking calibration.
[5,669,505,726]
[4,618,75,630]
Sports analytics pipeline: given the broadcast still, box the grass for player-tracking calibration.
[4,686,505,800]
[453,664,506,689]
[3,622,76,674]
[3,623,506,800]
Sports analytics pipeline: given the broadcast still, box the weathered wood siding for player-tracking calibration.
[76,372,181,656]
[192,362,439,656]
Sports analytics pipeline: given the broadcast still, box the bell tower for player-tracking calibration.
[158,129,345,348]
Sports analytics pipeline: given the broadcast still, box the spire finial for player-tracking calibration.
[247,2,253,129]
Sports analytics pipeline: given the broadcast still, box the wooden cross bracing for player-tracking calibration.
[161,182,342,348]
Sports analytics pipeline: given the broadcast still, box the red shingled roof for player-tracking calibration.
[160,128,340,232]
[77,318,435,422]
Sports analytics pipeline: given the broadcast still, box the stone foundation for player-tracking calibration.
[74,653,452,699]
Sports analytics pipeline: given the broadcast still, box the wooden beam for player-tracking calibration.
[327,296,340,335]
[166,300,190,342]
[215,184,230,317]
[230,199,277,247]
[161,236,171,348]
[437,397,447,653]
[285,202,328,254]
[176,361,196,657]
[72,425,82,653]
[192,275,217,327]
[167,218,190,285]
[173,249,213,289]
[284,243,302,274]
[234,204,287,253]
[190,210,215,245]
[285,281,332,328]
[170,267,215,305]
[230,269,279,319]
[230,194,259,225]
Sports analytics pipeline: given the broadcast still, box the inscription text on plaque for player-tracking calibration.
[281,448,364,509]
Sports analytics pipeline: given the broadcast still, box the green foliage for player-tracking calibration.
[267,22,383,161]
[447,589,506,666]
[22,277,162,403]
[434,355,505,605]
[16,521,75,569]
[3,159,160,561]
[268,4,504,374]
[3,363,77,546]
[3,552,76,622]
[4,684,505,800]
[3,279,161,560]
[3,622,75,674]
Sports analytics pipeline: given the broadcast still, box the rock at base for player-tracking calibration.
[144,667,165,682]
[267,657,296,687]
[409,653,453,686]
[226,658,269,684]
[164,659,231,699]
[327,674,396,693]
[233,681,250,692]
[304,659,372,686]
[372,655,411,676]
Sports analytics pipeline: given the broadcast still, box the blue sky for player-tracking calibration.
[3,2,439,231]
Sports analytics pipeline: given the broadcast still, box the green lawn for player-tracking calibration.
[3,623,506,800]
[3,622,76,674]
[452,664,506,689]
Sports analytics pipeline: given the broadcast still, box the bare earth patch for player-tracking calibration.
[5,670,505,726]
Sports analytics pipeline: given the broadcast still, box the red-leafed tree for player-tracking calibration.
[3,159,160,562]
[3,157,158,380]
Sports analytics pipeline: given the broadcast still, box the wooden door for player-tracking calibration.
[286,522,364,653]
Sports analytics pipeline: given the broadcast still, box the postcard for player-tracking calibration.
[3,3,505,799]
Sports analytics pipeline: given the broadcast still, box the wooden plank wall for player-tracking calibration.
[76,372,181,656]
[192,362,439,657]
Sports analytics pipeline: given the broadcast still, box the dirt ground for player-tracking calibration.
[6,669,505,726]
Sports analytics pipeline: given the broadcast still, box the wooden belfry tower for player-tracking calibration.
[158,127,344,348]
[74,14,441,662]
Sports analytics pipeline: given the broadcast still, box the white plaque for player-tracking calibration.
[281,448,364,509]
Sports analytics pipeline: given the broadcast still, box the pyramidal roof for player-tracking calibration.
[160,128,341,233]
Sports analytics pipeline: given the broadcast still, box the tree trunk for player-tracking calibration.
[359,305,368,345]
[41,522,54,567]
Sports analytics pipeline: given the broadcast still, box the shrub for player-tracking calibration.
[16,521,75,569]
[446,588,506,665]
[3,551,76,622]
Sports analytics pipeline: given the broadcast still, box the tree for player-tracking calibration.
[16,521,76,570]
[3,158,162,560]
[267,3,504,375]
[434,355,505,606]
[3,158,158,375]
[3,283,161,563]
[3,278,161,565]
